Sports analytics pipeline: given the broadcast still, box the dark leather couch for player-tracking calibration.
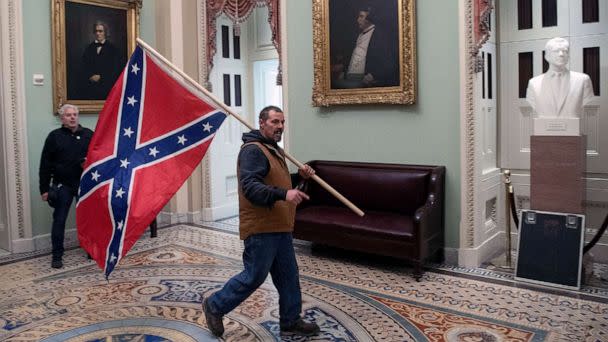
[294,160,445,280]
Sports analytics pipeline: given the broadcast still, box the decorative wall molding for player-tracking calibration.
[487,197,497,225]
[0,0,33,251]
[461,0,476,249]
[458,231,503,267]
[197,1,213,214]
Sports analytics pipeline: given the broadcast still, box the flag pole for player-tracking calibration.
[136,38,364,217]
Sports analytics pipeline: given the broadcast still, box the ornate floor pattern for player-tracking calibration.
[1,225,607,341]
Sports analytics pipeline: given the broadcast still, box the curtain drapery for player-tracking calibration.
[473,0,492,54]
[206,0,282,86]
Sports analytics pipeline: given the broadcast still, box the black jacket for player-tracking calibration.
[239,130,299,207]
[363,27,399,87]
[39,125,93,194]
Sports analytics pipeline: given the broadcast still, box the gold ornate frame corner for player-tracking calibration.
[311,0,416,106]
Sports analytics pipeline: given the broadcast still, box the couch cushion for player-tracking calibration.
[307,162,429,215]
[295,206,414,240]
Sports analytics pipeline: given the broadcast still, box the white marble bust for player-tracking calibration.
[526,37,594,135]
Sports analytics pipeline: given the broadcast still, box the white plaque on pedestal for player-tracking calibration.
[533,118,580,136]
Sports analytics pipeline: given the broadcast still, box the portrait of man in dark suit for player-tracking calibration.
[64,1,128,101]
[329,1,400,89]
[81,21,122,100]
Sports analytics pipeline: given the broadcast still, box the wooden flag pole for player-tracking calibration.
[136,38,364,217]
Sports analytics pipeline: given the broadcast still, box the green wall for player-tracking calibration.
[21,0,461,249]
[285,1,461,248]
[23,0,156,236]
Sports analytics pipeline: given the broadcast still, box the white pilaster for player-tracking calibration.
[0,0,33,253]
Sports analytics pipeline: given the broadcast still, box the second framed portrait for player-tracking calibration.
[312,0,416,106]
[52,0,141,113]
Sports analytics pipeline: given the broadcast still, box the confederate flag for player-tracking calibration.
[76,45,227,278]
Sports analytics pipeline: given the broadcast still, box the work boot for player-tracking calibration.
[202,297,224,337]
[51,258,63,269]
[280,318,320,336]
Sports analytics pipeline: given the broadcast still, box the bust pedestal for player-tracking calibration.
[530,135,585,214]
[533,118,580,136]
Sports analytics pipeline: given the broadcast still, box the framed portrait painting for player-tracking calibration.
[51,0,141,113]
[312,0,416,106]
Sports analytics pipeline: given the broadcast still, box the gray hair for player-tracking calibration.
[545,37,569,51]
[94,21,110,38]
[58,104,79,116]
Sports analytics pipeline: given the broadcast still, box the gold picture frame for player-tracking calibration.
[51,0,141,113]
[312,0,416,106]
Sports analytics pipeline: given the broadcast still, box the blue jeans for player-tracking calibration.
[51,184,76,260]
[207,232,302,327]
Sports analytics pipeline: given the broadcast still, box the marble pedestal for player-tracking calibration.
[530,135,585,214]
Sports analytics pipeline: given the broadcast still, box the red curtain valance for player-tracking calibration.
[206,0,282,87]
[473,0,492,54]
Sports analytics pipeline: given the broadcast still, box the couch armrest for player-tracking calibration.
[413,167,445,259]
[414,193,441,238]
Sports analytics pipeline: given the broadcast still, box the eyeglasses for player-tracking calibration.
[95,29,105,33]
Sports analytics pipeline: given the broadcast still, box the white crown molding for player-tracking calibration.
[1,0,33,251]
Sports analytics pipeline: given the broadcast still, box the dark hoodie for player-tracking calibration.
[238,130,292,207]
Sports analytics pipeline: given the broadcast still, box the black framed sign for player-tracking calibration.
[515,210,585,290]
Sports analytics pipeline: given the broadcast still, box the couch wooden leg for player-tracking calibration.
[413,262,423,282]
[149,218,158,238]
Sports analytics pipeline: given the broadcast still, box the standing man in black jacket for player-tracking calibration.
[39,104,93,268]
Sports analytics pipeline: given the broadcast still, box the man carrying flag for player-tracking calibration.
[202,106,321,338]
[76,45,227,278]
[78,40,331,337]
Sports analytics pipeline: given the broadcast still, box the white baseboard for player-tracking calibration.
[443,247,459,265]
[158,212,189,224]
[11,237,35,253]
[187,211,202,223]
[34,227,79,250]
[158,210,207,225]
[11,227,79,253]
[201,203,238,221]
[458,231,506,268]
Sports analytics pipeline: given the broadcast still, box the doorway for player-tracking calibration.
[205,6,282,220]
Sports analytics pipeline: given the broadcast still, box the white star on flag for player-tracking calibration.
[202,122,213,132]
[149,146,159,157]
[177,135,187,145]
[123,127,134,138]
[115,188,125,198]
[131,63,140,75]
[91,170,100,182]
[120,158,130,168]
[110,254,117,263]
[127,96,138,106]
[117,220,124,230]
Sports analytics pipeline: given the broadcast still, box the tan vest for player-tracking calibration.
[238,142,295,240]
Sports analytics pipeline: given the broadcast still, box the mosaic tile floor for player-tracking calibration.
[1,224,607,341]
[200,217,608,299]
